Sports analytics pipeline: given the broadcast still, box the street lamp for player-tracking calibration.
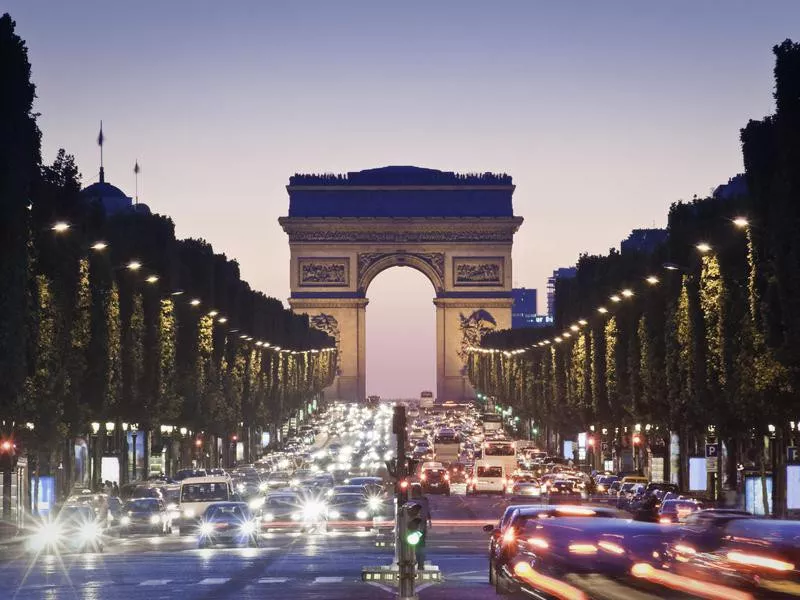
[733,216,749,228]
[91,422,100,434]
[695,242,712,253]
[597,306,608,314]
[127,260,142,271]
[646,275,659,285]
[145,275,159,284]
[91,241,107,251]
[51,222,70,233]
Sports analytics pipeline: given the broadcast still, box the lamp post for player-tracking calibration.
[130,423,139,482]
[104,422,115,486]
[90,422,100,490]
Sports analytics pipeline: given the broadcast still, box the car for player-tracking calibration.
[326,493,372,530]
[658,499,702,523]
[198,502,260,548]
[421,467,451,495]
[483,505,623,588]
[469,463,507,495]
[118,497,172,535]
[496,517,682,595]
[510,481,541,498]
[27,504,105,554]
[177,476,234,534]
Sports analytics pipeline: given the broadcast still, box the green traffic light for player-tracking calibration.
[406,530,423,545]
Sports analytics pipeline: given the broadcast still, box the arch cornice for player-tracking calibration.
[358,252,444,295]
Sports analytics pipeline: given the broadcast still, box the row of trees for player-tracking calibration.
[0,15,336,493]
[468,40,800,514]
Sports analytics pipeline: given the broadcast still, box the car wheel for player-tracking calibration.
[495,568,508,595]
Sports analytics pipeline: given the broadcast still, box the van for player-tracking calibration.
[469,462,507,496]
[177,476,234,534]
[621,475,648,485]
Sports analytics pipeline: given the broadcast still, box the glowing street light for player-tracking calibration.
[621,289,634,298]
[610,295,621,303]
[127,260,142,271]
[733,216,749,228]
[563,332,571,338]
[171,290,184,296]
[217,317,228,324]
[663,263,681,271]
[646,275,659,285]
[208,310,218,317]
[597,306,608,314]
[570,325,579,332]
[696,242,712,253]
[189,298,201,306]
[145,275,159,284]
[578,319,588,326]
[91,241,107,251]
[51,222,70,233]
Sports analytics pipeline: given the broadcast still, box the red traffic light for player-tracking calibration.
[0,440,12,452]
[632,434,642,445]
[195,439,203,447]
[399,480,409,490]
[587,437,595,447]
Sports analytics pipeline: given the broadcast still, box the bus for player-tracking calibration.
[480,440,517,476]
[481,412,503,433]
[420,391,434,409]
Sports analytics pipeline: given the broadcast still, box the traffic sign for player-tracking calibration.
[705,443,719,472]
[788,446,800,464]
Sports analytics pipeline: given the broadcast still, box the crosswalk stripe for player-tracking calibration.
[258,577,289,583]
[314,576,344,583]
[198,578,230,585]
[140,580,171,586]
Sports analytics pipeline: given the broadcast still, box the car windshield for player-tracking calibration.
[180,483,229,502]
[330,494,364,505]
[484,444,514,456]
[59,506,95,521]
[125,499,159,511]
[207,505,249,519]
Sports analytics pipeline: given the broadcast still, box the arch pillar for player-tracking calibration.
[434,297,513,402]
[289,297,368,403]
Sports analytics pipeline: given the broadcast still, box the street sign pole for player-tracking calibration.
[393,405,416,600]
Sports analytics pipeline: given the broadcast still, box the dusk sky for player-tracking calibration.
[6,1,798,398]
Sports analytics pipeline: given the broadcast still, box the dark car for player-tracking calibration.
[27,504,104,554]
[670,516,800,592]
[327,493,372,530]
[173,468,207,481]
[658,499,701,523]
[496,517,681,595]
[260,492,303,531]
[198,502,259,548]
[483,505,622,587]
[421,467,451,496]
[119,498,172,535]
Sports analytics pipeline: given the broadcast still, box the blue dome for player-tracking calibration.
[81,181,129,199]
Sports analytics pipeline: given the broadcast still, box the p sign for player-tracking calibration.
[788,446,800,464]
[705,443,719,459]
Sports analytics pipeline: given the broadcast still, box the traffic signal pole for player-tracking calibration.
[393,405,417,600]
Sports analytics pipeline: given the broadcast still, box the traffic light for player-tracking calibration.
[397,479,409,504]
[0,439,16,471]
[403,502,424,546]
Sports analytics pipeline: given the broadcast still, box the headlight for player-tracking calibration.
[262,512,274,522]
[290,479,299,487]
[32,523,62,547]
[328,510,340,519]
[149,515,161,525]
[258,482,269,492]
[356,510,368,519]
[200,522,214,535]
[120,515,131,525]
[302,502,325,519]
[368,497,381,511]
[236,483,246,492]
[79,523,102,541]
[249,497,265,510]
[240,521,256,535]
[183,508,196,518]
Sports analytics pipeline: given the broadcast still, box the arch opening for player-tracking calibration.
[365,266,436,400]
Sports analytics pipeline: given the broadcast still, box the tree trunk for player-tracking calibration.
[63,436,73,500]
[759,434,770,516]
[33,453,40,517]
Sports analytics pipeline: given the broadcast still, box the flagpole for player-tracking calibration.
[134,160,140,206]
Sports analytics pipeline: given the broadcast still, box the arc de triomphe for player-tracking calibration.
[280,166,523,403]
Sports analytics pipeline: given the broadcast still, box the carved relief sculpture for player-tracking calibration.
[453,257,504,286]
[298,258,349,287]
[458,309,497,362]
[309,313,341,355]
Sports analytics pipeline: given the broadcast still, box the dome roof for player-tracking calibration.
[81,180,129,200]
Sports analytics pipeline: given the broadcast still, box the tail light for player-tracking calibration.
[444,472,450,481]
[421,473,427,481]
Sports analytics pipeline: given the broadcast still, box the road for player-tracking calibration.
[0,430,710,600]
[0,493,699,600]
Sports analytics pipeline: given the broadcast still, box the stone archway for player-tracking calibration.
[280,166,523,403]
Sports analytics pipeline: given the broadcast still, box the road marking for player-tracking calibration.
[198,578,230,585]
[258,577,289,583]
[456,574,487,581]
[140,580,171,586]
[314,576,344,583]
